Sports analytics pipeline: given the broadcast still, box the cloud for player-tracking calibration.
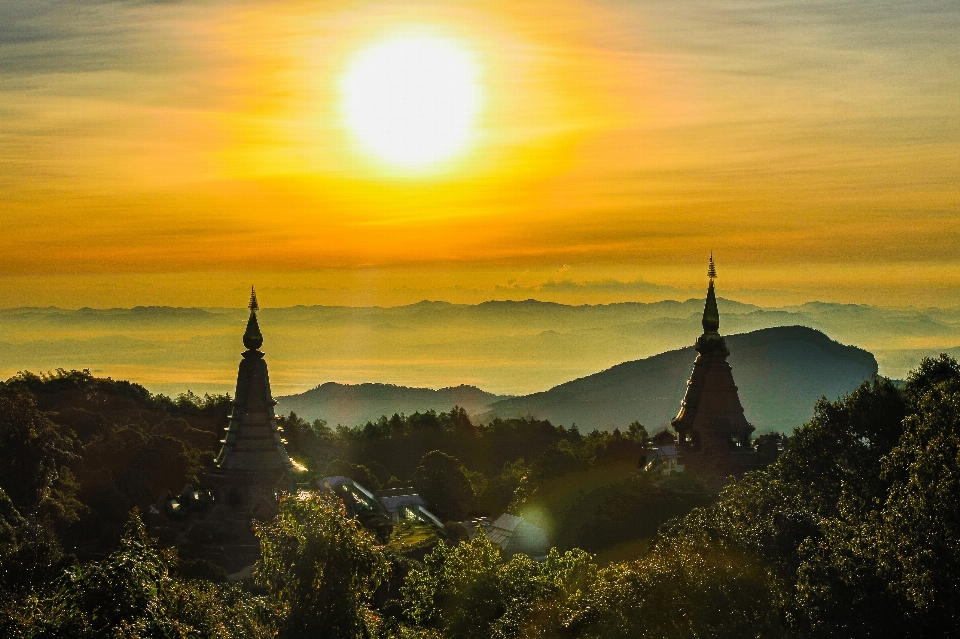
[0,0,958,308]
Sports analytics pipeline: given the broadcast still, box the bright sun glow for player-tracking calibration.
[338,33,482,171]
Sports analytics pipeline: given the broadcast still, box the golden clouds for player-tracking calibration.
[0,1,958,307]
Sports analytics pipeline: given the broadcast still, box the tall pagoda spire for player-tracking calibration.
[670,254,755,478]
[215,289,292,473]
[157,288,295,574]
[699,254,722,345]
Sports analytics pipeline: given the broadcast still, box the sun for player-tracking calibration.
[338,32,482,172]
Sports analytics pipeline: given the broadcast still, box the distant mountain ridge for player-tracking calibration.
[483,325,877,433]
[276,383,512,426]
[275,326,877,434]
[2,299,947,397]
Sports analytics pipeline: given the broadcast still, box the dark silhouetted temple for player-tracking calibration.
[671,256,763,478]
[151,288,296,574]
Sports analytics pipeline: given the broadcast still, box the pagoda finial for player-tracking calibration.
[701,254,720,336]
[243,288,264,350]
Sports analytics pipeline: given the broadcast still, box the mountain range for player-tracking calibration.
[276,383,510,427]
[0,299,946,398]
[277,325,877,434]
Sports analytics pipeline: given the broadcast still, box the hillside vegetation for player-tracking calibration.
[1,356,959,637]
[279,326,876,433]
[484,325,877,432]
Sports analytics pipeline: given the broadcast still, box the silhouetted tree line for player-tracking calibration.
[278,407,664,514]
[0,369,230,561]
[2,358,960,637]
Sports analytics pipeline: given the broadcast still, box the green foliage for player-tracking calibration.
[0,388,75,514]
[277,412,334,459]
[0,488,73,618]
[412,451,476,521]
[255,492,389,639]
[565,542,785,639]
[400,534,596,639]
[476,460,529,515]
[325,459,383,490]
[879,363,960,622]
[6,369,232,426]
[388,520,443,557]
[2,369,230,558]
[530,439,589,481]
[8,511,273,638]
[533,467,711,553]
[5,360,960,638]
[651,355,960,638]
[625,421,649,443]
[776,376,905,514]
[0,388,80,527]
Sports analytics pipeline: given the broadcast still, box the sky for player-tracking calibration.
[2,0,959,309]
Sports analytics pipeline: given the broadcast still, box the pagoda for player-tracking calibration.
[214,287,294,477]
[670,256,758,478]
[152,288,296,573]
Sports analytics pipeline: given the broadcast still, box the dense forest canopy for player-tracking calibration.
[1,357,959,637]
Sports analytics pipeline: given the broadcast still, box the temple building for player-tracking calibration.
[669,256,764,479]
[151,288,298,574]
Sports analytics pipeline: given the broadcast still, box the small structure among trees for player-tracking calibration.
[642,444,684,475]
[483,513,551,559]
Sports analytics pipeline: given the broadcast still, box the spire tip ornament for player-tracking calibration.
[700,254,721,338]
[243,288,264,351]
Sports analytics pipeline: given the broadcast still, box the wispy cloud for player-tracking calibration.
[0,0,958,307]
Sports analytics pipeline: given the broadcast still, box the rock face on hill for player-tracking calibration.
[483,326,877,434]
[275,383,511,426]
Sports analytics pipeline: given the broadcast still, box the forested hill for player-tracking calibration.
[276,383,511,425]
[483,325,877,433]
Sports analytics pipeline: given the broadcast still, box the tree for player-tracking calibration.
[255,492,389,639]
[0,487,71,618]
[0,388,79,521]
[412,451,476,520]
[625,421,649,443]
[14,511,272,638]
[325,459,382,491]
[564,541,784,639]
[876,360,960,631]
[401,534,596,639]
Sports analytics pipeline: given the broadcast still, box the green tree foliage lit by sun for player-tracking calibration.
[1,357,960,637]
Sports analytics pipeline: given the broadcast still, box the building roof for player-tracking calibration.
[491,513,523,532]
[487,513,550,557]
[653,445,678,457]
[378,494,428,512]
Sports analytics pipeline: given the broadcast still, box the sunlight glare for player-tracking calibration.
[338,33,482,172]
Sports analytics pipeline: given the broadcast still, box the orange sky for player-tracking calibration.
[2,0,958,308]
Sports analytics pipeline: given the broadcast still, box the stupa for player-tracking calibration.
[153,288,296,573]
[670,256,759,478]
[213,287,294,478]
